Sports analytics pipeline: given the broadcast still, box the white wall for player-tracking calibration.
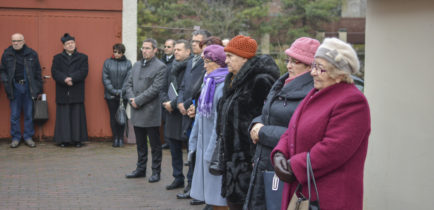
[364,0,434,209]
[122,0,137,62]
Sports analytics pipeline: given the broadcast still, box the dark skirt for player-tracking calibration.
[53,103,88,144]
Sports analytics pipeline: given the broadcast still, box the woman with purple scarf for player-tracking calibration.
[188,45,228,209]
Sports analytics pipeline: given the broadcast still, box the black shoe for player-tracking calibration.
[148,173,160,183]
[166,179,185,190]
[75,142,83,148]
[176,190,191,199]
[190,199,205,205]
[118,138,124,147]
[161,143,170,149]
[125,170,146,178]
[58,143,66,147]
[202,204,213,210]
[183,183,191,193]
[112,138,118,147]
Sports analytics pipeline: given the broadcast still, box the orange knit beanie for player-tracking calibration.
[224,35,257,59]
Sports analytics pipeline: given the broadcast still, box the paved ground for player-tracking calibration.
[0,140,204,210]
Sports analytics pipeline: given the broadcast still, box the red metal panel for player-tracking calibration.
[0,8,122,139]
[0,0,122,11]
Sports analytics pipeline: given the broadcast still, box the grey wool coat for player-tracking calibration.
[125,57,167,127]
[189,82,227,206]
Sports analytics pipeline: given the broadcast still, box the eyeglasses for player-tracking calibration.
[204,59,213,64]
[286,58,302,65]
[141,47,152,51]
[12,40,23,43]
[311,62,327,74]
[113,51,122,54]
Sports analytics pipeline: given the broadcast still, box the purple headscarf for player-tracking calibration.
[197,68,228,117]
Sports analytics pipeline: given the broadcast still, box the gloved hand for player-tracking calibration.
[187,150,195,163]
[273,152,295,183]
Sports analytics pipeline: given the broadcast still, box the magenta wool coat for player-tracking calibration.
[271,82,371,210]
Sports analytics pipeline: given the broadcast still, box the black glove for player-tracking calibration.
[273,152,295,183]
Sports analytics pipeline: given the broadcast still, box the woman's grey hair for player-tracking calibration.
[322,59,354,84]
[143,38,158,49]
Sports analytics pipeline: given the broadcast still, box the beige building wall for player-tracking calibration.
[122,0,137,62]
[364,0,434,209]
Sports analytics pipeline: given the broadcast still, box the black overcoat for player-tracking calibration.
[51,50,88,104]
[216,55,280,204]
[244,72,314,209]
[160,57,191,140]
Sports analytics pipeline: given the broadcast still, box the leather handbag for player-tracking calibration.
[263,171,284,210]
[209,136,224,175]
[33,99,49,122]
[287,153,320,210]
[115,93,127,126]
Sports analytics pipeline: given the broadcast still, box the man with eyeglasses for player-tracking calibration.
[161,39,176,150]
[176,29,210,205]
[0,33,43,148]
[124,38,167,184]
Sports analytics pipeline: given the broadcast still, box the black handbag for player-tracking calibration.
[115,93,127,126]
[209,136,224,175]
[263,171,284,210]
[33,99,49,123]
[288,152,320,210]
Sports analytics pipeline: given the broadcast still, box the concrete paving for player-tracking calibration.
[0,140,204,210]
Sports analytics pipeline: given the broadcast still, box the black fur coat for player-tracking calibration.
[216,55,280,203]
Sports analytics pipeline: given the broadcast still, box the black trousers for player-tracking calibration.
[133,126,162,174]
[168,138,195,184]
[106,98,127,140]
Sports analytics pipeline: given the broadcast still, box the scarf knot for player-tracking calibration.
[197,68,229,117]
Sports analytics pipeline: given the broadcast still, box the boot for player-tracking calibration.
[112,137,118,147]
[118,137,124,147]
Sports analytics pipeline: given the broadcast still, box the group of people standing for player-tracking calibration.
[1,30,371,210]
[0,33,89,148]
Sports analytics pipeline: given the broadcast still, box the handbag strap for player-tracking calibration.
[306,152,320,204]
[119,92,124,107]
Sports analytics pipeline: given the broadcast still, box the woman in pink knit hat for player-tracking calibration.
[244,37,320,210]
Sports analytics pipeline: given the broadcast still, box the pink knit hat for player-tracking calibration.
[285,37,320,65]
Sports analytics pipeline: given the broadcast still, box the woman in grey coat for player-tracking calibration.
[188,45,228,209]
[244,37,320,210]
[102,43,132,147]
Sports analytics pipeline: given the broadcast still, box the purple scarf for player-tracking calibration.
[197,67,229,117]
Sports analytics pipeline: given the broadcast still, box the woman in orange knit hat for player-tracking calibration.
[213,35,280,209]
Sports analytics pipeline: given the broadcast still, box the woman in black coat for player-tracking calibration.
[216,35,280,210]
[51,33,88,147]
[244,37,320,210]
[102,43,132,147]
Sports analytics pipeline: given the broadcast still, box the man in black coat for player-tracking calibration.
[51,33,89,148]
[0,33,43,148]
[161,39,192,192]
[161,39,176,149]
[176,30,210,202]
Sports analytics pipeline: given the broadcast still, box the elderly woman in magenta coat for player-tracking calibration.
[271,38,371,210]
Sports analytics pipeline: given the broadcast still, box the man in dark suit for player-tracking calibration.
[161,39,192,191]
[161,39,176,150]
[124,38,167,183]
[176,30,210,202]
